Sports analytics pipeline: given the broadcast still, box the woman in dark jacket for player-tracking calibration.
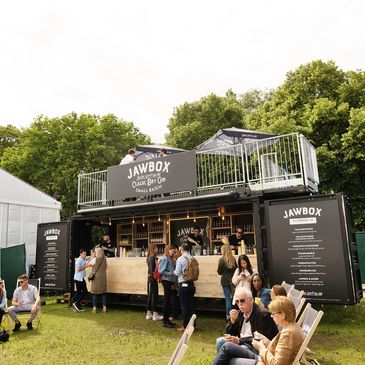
[146,243,163,321]
[217,243,237,319]
[158,244,177,328]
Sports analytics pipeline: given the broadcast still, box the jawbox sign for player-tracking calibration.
[170,218,209,247]
[266,194,356,304]
[36,221,70,291]
[107,151,197,200]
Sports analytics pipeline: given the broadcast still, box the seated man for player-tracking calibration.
[216,287,278,354]
[7,274,40,331]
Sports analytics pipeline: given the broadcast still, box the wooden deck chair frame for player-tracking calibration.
[13,278,42,330]
[288,295,306,321]
[167,314,196,365]
[288,287,305,299]
[0,279,10,330]
[281,281,294,295]
[292,303,324,365]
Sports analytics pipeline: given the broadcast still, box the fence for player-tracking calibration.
[77,133,319,208]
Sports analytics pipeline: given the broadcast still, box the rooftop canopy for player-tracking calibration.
[195,127,274,151]
[135,144,186,161]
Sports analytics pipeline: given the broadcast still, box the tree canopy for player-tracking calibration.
[165,89,268,150]
[0,113,150,218]
[166,60,365,227]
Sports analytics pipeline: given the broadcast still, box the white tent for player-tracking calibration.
[0,168,61,269]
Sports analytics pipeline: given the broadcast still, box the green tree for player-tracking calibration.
[0,113,150,218]
[166,89,267,150]
[0,124,21,161]
[246,60,365,227]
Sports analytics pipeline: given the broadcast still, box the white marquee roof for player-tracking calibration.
[0,168,61,209]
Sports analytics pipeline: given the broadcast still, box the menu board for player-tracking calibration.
[266,195,354,304]
[36,221,70,291]
[169,217,209,248]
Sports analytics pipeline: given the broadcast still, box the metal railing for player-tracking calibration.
[196,144,245,190]
[77,133,319,208]
[77,170,107,208]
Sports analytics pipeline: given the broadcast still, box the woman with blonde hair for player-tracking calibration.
[90,247,107,313]
[145,243,163,321]
[212,296,305,364]
[217,243,237,319]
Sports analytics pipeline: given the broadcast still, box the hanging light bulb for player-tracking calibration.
[222,215,225,221]
[187,211,190,219]
[158,214,161,222]
[108,217,112,226]
[132,216,135,224]
[218,207,221,216]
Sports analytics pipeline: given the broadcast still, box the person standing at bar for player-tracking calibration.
[145,243,163,321]
[73,248,94,312]
[174,243,196,332]
[229,226,247,254]
[99,233,116,258]
[187,225,203,254]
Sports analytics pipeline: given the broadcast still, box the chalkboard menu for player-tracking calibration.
[266,194,356,304]
[36,221,70,291]
[169,217,209,248]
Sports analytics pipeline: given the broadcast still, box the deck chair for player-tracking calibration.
[0,279,9,330]
[12,278,42,330]
[293,303,324,365]
[288,295,306,321]
[281,281,294,294]
[288,287,305,299]
[167,314,196,365]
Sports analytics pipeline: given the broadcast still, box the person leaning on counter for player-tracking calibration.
[187,225,204,253]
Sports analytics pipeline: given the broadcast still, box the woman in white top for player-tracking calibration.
[231,254,257,290]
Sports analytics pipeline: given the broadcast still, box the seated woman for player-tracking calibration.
[0,278,7,325]
[251,273,271,308]
[211,296,305,365]
[270,285,287,301]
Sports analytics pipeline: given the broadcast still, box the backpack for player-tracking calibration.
[0,329,9,342]
[153,261,162,282]
[183,256,199,282]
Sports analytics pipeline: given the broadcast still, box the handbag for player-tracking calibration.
[88,256,105,281]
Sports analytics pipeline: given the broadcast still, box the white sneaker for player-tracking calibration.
[146,312,153,320]
[152,313,163,321]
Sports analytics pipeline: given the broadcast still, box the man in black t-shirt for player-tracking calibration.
[99,234,116,257]
[228,226,247,254]
[187,225,203,253]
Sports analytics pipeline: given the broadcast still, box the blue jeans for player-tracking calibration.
[212,342,259,365]
[92,293,107,307]
[222,285,233,318]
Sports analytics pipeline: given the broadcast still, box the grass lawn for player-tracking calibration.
[1,298,365,365]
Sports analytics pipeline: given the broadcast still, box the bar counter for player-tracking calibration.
[85,255,257,299]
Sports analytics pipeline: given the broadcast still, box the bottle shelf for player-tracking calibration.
[211,227,231,230]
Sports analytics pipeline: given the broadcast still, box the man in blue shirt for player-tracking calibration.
[174,243,196,331]
[73,249,93,312]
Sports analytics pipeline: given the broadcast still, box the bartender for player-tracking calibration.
[228,226,247,253]
[99,233,116,257]
[187,225,203,253]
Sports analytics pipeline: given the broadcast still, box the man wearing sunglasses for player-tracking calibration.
[228,226,247,254]
[7,274,40,331]
[215,287,277,356]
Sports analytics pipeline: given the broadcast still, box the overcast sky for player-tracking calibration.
[0,1,364,143]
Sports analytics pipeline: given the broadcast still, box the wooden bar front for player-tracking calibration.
[86,255,257,299]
